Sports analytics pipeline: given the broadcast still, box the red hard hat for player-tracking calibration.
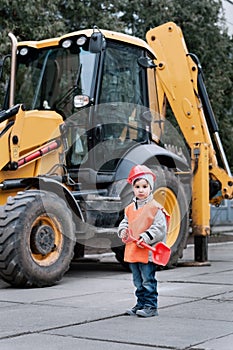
[127,165,156,185]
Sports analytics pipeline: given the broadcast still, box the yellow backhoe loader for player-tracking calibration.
[0,22,232,287]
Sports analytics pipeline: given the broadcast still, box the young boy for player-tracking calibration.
[118,164,169,317]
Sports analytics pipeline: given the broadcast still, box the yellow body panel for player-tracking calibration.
[147,23,211,146]
[146,22,233,235]
[0,107,63,169]
[0,106,63,201]
[18,28,155,57]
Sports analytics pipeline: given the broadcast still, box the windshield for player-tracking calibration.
[99,41,145,105]
[14,45,96,117]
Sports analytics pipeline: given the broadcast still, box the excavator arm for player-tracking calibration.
[146,22,233,236]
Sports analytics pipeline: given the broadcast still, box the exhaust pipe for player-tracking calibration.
[8,32,18,108]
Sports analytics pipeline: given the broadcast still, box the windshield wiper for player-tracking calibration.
[53,64,83,113]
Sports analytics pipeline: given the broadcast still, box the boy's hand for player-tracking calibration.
[121,229,129,243]
[136,237,145,248]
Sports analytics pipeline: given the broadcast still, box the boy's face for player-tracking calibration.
[133,178,151,200]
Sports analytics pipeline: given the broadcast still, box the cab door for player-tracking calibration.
[92,41,150,172]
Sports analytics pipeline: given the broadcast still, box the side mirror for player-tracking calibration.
[73,95,90,108]
[89,29,106,53]
[137,56,156,69]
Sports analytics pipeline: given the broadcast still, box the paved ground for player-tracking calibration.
[0,236,233,350]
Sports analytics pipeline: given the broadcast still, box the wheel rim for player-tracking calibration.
[30,214,63,266]
[153,187,181,247]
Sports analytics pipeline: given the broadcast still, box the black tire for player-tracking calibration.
[0,190,75,287]
[152,166,190,266]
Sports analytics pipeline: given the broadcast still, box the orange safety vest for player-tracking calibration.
[124,200,169,263]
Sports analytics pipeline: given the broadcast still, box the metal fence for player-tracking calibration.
[210,200,233,227]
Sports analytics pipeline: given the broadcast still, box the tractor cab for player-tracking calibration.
[3,30,159,181]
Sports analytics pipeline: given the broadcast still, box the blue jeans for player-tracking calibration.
[129,262,158,309]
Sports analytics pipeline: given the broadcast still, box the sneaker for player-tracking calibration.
[125,305,142,316]
[136,307,158,317]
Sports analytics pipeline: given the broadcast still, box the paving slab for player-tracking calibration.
[161,298,233,322]
[0,276,131,304]
[0,291,130,339]
[209,290,233,301]
[0,333,162,350]
[158,281,233,299]
[192,333,233,350]
[45,314,233,350]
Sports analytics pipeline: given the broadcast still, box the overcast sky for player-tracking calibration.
[222,0,233,35]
